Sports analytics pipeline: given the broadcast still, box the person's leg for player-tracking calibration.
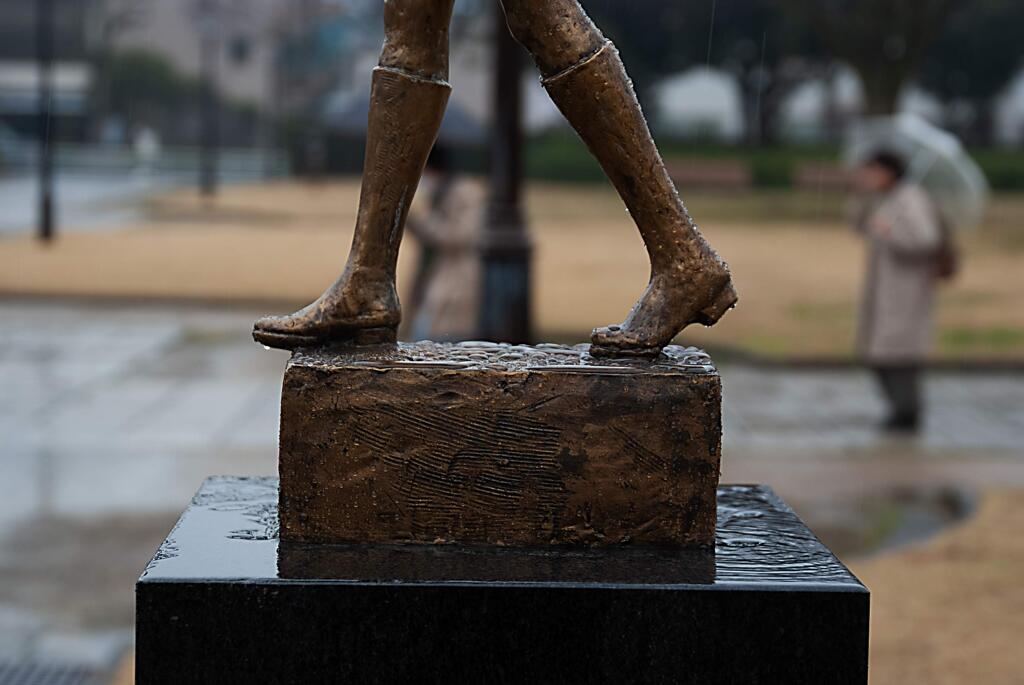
[873,366,899,416]
[500,0,737,356]
[254,0,455,349]
[874,365,921,432]
[889,365,922,430]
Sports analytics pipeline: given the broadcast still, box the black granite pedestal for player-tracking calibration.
[136,477,869,684]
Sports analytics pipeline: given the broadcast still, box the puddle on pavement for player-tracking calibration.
[792,485,977,559]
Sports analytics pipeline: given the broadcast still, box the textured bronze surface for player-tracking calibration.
[254,0,736,357]
[279,341,721,548]
[541,43,738,356]
[379,0,456,81]
[253,65,450,350]
[499,0,605,76]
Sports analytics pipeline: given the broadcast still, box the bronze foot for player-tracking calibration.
[253,61,450,351]
[254,325,398,351]
[590,276,737,358]
[253,268,400,350]
[538,39,739,358]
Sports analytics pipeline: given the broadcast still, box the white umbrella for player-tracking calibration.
[845,113,990,230]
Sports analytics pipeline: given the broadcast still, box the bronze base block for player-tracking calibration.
[279,342,722,548]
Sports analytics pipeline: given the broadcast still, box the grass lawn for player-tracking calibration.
[1,179,1022,361]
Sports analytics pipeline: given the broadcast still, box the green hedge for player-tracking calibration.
[524,132,1024,191]
[525,133,605,183]
[524,133,837,188]
[971,150,1024,191]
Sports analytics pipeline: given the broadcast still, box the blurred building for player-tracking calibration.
[780,68,943,143]
[108,0,282,108]
[648,62,1024,146]
[0,0,93,141]
[100,0,341,148]
[5,0,1020,159]
[653,68,745,143]
[995,70,1024,145]
[0,0,353,148]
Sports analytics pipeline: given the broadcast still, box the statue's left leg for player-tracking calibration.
[252,0,454,350]
[500,0,737,356]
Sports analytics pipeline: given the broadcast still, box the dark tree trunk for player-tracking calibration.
[860,66,904,116]
[740,72,780,147]
[742,91,781,147]
[781,0,961,120]
[967,99,996,147]
[741,89,761,146]
[740,66,805,146]
[821,65,843,142]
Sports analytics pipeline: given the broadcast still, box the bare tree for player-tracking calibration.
[84,0,151,138]
[782,0,962,115]
[920,0,1024,144]
[587,0,823,145]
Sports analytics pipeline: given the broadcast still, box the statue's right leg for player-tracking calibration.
[501,0,737,356]
[254,0,454,350]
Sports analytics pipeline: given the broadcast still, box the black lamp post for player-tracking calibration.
[196,0,220,197]
[36,0,55,242]
[477,7,532,344]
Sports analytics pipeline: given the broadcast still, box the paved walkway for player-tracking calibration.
[0,302,281,675]
[0,173,179,238]
[722,365,1024,454]
[2,299,1022,529]
[0,300,1022,676]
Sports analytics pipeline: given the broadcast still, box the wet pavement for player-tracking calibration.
[0,173,179,238]
[723,365,1024,454]
[1,300,1022,675]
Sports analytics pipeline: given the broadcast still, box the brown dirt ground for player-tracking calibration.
[0,180,1021,360]
[850,489,1024,685]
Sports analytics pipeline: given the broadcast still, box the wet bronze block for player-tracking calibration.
[278,342,721,548]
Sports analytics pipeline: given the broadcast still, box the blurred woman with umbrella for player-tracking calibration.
[847,114,988,433]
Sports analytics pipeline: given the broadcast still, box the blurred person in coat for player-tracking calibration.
[852,151,951,434]
[404,144,484,342]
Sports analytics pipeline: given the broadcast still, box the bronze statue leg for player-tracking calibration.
[253,0,454,350]
[501,0,738,356]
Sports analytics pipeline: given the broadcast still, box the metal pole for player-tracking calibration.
[477,6,532,343]
[199,4,219,197]
[36,0,55,242]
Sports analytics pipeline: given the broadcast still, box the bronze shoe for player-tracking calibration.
[253,268,401,350]
[253,63,451,351]
[591,277,737,358]
[540,41,738,357]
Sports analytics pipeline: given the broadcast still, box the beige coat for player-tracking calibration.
[856,184,943,363]
[406,176,485,341]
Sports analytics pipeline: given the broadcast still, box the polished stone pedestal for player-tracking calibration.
[136,477,869,684]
